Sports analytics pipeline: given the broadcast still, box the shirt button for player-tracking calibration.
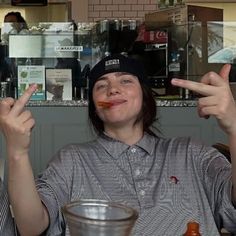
[139,190,145,196]
[135,169,141,177]
[131,148,136,153]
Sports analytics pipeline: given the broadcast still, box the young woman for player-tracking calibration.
[0,54,236,235]
[4,11,28,34]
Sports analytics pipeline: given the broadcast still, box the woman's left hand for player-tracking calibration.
[171,64,236,136]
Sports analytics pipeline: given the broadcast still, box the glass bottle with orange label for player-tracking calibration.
[183,221,201,236]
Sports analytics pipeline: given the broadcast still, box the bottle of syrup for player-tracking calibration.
[183,221,201,236]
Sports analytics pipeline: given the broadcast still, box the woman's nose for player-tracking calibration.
[107,83,120,95]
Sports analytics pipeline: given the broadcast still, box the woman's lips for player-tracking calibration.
[97,101,113,108]
[97,100,126,108]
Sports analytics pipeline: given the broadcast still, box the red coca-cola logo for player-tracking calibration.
[144,30,168,43]
[135,23,168,43]
[156,31,168,38]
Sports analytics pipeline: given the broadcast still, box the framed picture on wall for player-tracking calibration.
[17,65,46,100]
[46,68,72,101]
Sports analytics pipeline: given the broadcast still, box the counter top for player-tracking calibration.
[25,99,198,107]
[26,100,89,107]
[155,99,197,107]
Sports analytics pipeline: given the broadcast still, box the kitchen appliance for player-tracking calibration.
[143,42,168,94]
[129,24,168,95]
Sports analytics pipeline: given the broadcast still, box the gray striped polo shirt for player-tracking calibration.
[0,178,18,235]
[1,133,236,235]
[35,133,236,235]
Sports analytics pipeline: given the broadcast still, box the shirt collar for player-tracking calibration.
[97,132,157,159]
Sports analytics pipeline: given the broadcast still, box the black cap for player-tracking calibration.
[89,54,147,91]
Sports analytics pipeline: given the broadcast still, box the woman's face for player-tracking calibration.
[92,72,143,129]
[4,15,21,32]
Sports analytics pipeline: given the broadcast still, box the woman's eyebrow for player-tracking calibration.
[100,72,130,78]
[117,72,130,76]
[96,72,132,82]
[96,76,108,82]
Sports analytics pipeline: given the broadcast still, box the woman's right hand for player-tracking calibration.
[0,84,37,159]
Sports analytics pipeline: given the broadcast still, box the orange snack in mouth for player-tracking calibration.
[97,101,113,108]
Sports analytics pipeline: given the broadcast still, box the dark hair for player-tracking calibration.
[88,81,158,137]
[4,12,28,30]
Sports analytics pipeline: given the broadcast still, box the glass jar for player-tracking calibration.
[62,199,138,236]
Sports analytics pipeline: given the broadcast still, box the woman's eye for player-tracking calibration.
[121,78,132,84]
[95,83,107,90]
